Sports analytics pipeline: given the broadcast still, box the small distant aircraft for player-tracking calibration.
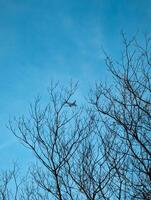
[65,100,77,107]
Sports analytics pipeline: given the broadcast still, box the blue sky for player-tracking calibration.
[0,0,151,169]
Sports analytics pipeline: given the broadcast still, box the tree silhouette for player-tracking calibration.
[0,34,150,199]
[90,33,151,199]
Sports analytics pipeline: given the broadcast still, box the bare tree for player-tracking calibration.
[4,34,151,199]
[0,164,51,200]
[0,164,22,200]
[90,33,151,199]
[9,82,100,199]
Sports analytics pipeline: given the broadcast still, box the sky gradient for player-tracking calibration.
[0,0,151,169]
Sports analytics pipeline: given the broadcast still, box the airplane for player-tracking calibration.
[65,100,77,107]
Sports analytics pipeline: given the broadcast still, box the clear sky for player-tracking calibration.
[0,0,151,169]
